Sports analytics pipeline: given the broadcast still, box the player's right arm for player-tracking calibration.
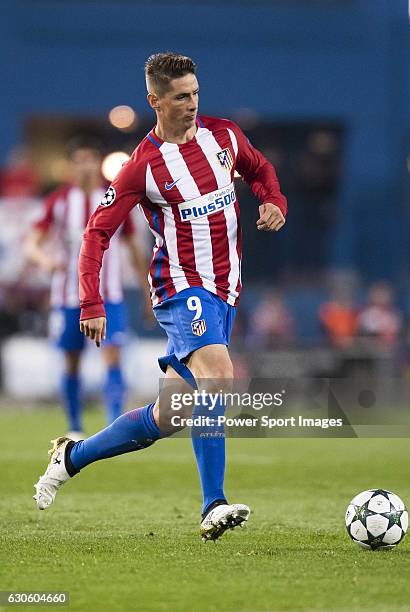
[78,152,146,346]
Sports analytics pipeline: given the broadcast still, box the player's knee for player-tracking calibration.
[195,361,234,394]
[203,375,233,396]
[103,345,121,368]
[188,346,234,388]
[64,351,81,375]
[153,396,187,436]
[215,361,234,380]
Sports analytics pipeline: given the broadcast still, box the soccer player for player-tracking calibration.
[34,53,287,541]
[25,137,150,438]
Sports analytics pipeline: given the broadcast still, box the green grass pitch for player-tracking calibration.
[1,407,410,611]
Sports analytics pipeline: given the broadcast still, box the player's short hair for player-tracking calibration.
[145,52,196,96]
[65,135,103,159]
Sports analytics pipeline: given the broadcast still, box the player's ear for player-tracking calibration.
[147,92,160,111]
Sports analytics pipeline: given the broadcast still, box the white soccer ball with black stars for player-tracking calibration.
[345,489,408,550]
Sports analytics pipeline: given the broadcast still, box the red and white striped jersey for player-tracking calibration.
[79,115,287,320]
[35,184,135,308]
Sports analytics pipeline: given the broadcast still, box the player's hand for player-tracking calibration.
[256,203,286,232]
[80,317,106,348]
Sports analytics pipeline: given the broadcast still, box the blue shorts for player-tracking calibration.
[50,302,127,351]
[154,287,236,375]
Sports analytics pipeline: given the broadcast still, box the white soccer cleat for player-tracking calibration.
[33,437,72,510]
[66,431,85,442]
[200,503,250,542]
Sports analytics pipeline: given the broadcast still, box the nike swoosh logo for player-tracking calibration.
[165,178,181,190]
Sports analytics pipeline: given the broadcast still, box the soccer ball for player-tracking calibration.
[345,489,408,550]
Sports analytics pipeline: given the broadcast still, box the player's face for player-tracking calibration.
[69,148,102,185]
[158,74,199,130]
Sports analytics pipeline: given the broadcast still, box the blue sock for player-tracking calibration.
[68,403,160,472]
[104,366,126,424]
[191,396,227,514]
[61,373,82,432]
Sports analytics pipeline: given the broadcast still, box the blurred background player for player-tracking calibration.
[357,282,402,350]
[24,136,150,439]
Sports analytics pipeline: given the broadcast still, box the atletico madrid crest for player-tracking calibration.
[216,148,233,171]
[191,319,207,336]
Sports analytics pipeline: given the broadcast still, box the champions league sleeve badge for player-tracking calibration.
[100,186,116,207]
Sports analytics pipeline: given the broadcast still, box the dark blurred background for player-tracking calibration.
[0,0,409,400]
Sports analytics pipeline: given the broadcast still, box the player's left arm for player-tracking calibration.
[230,122,287,232]
[255,201,285,232]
